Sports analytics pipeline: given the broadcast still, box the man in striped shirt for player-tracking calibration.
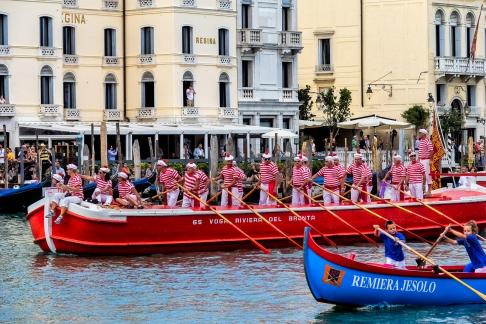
[383,155,406,202]
[48,164,84,224]
[258,153,280,206]
[116,171,143,208]
[233,161,247,200]
[156,160,181,207]
[406,151,426,200]
[196,166,209,203]
[301,156,313,202]
[418,128,433,196]
[333,155,346,195]
[81,166,113,206]
[292,156,310,205]
[216,154,239,207]
[182,162,201,208]
[310,156,344,204]
[346,153,372,203]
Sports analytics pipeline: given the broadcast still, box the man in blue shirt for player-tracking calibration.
[374,221,406,269]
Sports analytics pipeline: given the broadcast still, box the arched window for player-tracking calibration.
[0,14,8,46]
[219,73,230,108]
[104,73,117,109]
[63,72,76,109]
[450,11,461,57]
[466,12,475,57]
[0,64,9,102]
[39,16,53,47]
[40,65,53,104]
[434,10,445,56]
[141,71,154,108]
[183,71,194,106]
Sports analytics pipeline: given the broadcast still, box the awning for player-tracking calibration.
[338,114,410,130]
[261,129,299,139]
[299,119,326,129]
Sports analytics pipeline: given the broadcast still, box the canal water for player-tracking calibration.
[1,212,485,323]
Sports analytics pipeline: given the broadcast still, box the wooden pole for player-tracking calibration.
[133,139,141,179]
[210,135,219,195]
[100,121,108,167]
[90,123,95,175]
[3,125,7,188]
[35,130,40,181]
[19,148,24,185]
[116,122,122,171]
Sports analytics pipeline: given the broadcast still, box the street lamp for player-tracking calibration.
[477,117,486,170]
[366,84,392,100]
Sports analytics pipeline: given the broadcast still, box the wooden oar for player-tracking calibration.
[176,183,270,254]
[292,185,378,246]
[313,182,433,245]
[376,227,486,302]
[258,185,338,248]
[416,227,450,268]
[223,188,303,249]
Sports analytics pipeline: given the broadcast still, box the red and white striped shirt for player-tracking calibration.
[67,173,83,198]
[418,137,433,160]
[390,164,406,184]
[292,166,309,187]
[260,162,279,184]
[118,180,135,199]
[196,170,209,194]
[407,161,425,184]
[315,166,344,188]
[334,164,345,178]
[183,171,201,197]
[95,175,112,192]
[159,168,180,190]
[221,166,236,187]
[234,167,246,192]
[346,163,371,185]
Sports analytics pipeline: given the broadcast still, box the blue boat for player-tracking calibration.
[303,227,486,306]
[0,180,49,212]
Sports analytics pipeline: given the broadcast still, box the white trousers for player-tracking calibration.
[59,196,82,208]
[182,195,194,208]
[259,183,276,206]
[390,186,400,202]
[52,192,66,205]
[351,186,372,203]
[166,189,180,207]
[323,189,340,204]
[292,188,305,205]
[221,187,240,207]
[409,183,424,200]
[200,191,208,203]
[420,159,432,187]
[385,257,406,269]
[92,188,113,205]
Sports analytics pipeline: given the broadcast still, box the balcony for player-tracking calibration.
[64,108,80,121]
[279,31,303,55]
[217,0,231,10]
[0,45,11,56]
[0,104,15,117]
[282,88,297,101]
[182,106,199,118]
[182,54,196,64]
[63,0,78,8]
[102,0,119,9]
[104,109,122,121]
[315,64,333,73]
[435,56,486,77]
[39,47,55,57]
[237,29,263,54]
[218,55,231,65]
[138,0,154,7]
[181,0,196,7]
[239,88,254,100]
[137,107,156,119]
[63,54,79,65]
[103,56,120,65]
[219,107,238,119]
[139,54,154,65]
[39,104,61,117]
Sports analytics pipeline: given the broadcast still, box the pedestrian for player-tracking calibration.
[0,95,6,104]
[193,143,205,159]
[186,85,196,107]
[54,160,66,178]
[108,146,117,163]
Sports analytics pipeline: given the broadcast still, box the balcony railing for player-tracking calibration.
[182,106,199,117]
[39,104,61,117]
[238,29,263,48]
[239,88,254,100]
[435,56,486,75]
[279,31,302,48]
[282,89,296,101]
[182,54,196,64]
[137,107,156,119]
[103,56,120,65]
[218,55,231,65]
[217,0,231,10]
[139,54,154,64]
[63,0,78,8]
[104,109,122,121]
[0,104,15,117]
[219,107,237,119]
[138,0,154,7]
[181,0,196,7]
[63,54,79,65]
[39,47,55,57]
[102,0,119,9]
[0,45,10,56]
[315,64,333,73]
[64,108,80,121]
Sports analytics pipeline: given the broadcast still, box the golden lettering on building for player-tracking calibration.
[195,37,216,45]
[62,13,87,24]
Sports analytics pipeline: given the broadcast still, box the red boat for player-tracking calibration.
[26,188,486,255]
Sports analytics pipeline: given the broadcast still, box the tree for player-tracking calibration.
[401,105,430,134]
[439,108,463,136]
[319,87,352,139]
[298,85,315,121]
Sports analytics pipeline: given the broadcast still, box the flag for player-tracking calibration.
[431,111,445,190]
[470,4,483,60]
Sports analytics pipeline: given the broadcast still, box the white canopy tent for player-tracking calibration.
[337,114,410,130]
[261,129,299,139]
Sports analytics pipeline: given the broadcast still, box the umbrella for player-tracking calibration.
[338,114,410,130]
[299,120,326,129]
[261,129,299,139]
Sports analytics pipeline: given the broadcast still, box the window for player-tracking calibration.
[63,26,75,55]
[141,72,154,108]
[40,66,53,104]
[282,7,290,31]
[218,28,229,56]
[63,73,76,108]
[241,4,251,28]
[39,16,53,47]
[219,73,230,108]
[436,84,446,106]
[450,12,461,57]
[434,10,445,56]
[182,71,194,106]
[243,117,251,125]
[182,26,193,54]
[0,14,7,45]
[241,60,252,87]
[0,64,9,101]
[283,117,291,130]
[467,85,476,106]
[140,27,154,55]
[282,62,292,88]
[260,118,274,128]
[466,13,474,58]
[319,39,331,67]
[104,28,116,56]
[104,74,117,109]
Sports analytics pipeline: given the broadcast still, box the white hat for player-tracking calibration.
[262,153,272,159]
[99,167,110,173]
[393,154,402,161]
[66,164,78,170]
[354,153,362,159]
[224,155,234,161]
[418,129,428,135]
[293,156,302,162]
[156,160,167,167]
[186,162,197,169]
[52,174,63,183]
[117,172,128,179]
[409,151,417,156]
[302,156,309,162]
[332,155,340,161]
[325,156,334,162]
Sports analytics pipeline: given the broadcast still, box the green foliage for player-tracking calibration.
[298,85,316,121]
[401,105,430,133]
[439,108,463,135]
[319,87,353,139]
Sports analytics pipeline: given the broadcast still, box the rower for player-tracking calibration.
[115,172,143,209]
[291,155,309,206]
[346,153,371,203]
[418,128,433,196]
[156,160,181,207]
[258,152,280,206]
[195,165,209,203]
[405,151,426,200]
[309,156,344,204]
[233,161,247,200]
[301,156,312,200]
[50,164,83,224]
[332,154,346,195]
[383,155,406,202]
[81,166,113,206]
[373,221,406,269]
[216,154,239,207]
[181,162,201,208]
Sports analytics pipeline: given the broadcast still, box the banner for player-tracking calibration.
[431,111,445,190]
